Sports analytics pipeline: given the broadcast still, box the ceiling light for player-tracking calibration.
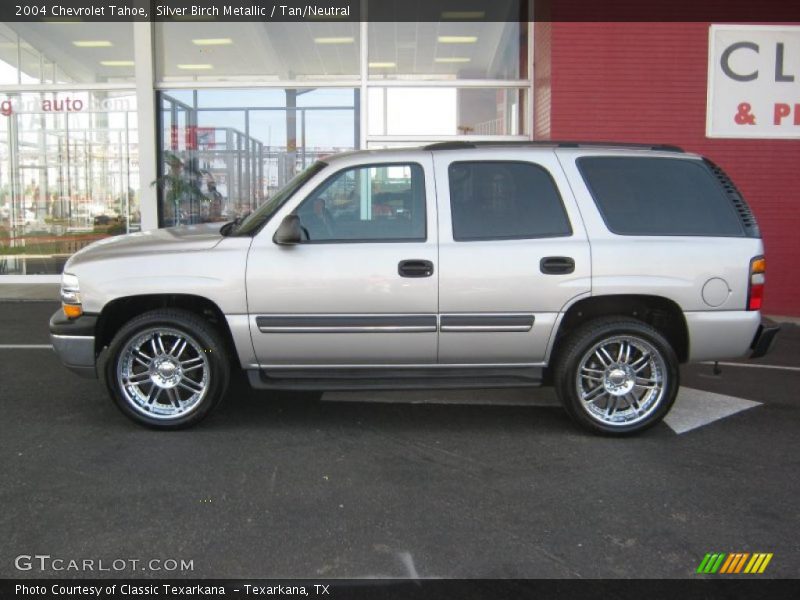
[441,11,486,19]
[100,60,134,67]
[435,57,471,63]
[438,36,478,44]
[192,38,233,46]
[369,62,397,68]
[177,64,214,70]
[73,40,112,48]
[313,37,355,44]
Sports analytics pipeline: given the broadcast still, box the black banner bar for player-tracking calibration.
[2,0,799,22]
[2,579,800,600]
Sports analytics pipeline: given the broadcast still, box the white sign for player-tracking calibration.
[707,25,800,138]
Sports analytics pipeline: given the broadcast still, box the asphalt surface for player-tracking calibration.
[0,302,798,579]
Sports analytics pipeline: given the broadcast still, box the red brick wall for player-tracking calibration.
[538,22,800,316]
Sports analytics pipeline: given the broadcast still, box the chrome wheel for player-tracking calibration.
[575,335,666,427]
[116,327,210,420]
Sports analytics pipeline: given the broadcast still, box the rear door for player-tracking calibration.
[433,148,591,364]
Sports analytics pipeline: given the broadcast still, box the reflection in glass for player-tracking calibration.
[158,89,357,228]
[0,22,135,84]
[155,23,360,82]
[0,91,140,275]
[368,21,526,80]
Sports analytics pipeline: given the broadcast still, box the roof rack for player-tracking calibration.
[422,141,685,153]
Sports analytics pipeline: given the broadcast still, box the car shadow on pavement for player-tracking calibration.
[199,372,675,439]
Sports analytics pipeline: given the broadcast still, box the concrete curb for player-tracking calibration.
[0,283,59,301]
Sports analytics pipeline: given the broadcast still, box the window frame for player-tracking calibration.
[576,156,746,238]
[293,161,428,245]
[447,160,573,242]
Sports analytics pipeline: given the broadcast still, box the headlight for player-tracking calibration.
[60,273,83,318]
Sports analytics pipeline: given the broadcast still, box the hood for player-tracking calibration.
[66,223,225,270]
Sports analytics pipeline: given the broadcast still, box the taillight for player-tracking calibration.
[747,256,766,311]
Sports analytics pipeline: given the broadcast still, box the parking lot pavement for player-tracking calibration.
[1,302,798,578]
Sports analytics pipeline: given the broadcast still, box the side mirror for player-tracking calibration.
[273,214,304,245]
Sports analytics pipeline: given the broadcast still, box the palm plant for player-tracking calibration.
[152,151,209,226]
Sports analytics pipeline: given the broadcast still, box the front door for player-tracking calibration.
[433,149,591,364]
[246,153,438,367]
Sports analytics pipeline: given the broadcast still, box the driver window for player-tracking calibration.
[295,163,426,242]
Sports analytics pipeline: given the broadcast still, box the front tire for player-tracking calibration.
[554,318,679,436]
[103,309,230,429]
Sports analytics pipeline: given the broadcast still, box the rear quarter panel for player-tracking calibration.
[556,148,764,361]
[556,148,763,312]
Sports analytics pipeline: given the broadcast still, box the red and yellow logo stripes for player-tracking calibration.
[697,552,773,574]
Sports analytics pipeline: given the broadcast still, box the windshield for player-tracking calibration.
[232,161,328,236]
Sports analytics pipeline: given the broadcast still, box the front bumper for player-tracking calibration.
[49,310,98,379]
[750,320,780,359]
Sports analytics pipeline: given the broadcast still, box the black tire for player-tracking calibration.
[553,317,679,436]
[102,308,230,429]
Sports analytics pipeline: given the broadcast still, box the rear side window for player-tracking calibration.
[448,161,572,241]
[578,157,744,237]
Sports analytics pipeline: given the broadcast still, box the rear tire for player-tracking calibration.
[554,318,679,436]
[102,309,230,429]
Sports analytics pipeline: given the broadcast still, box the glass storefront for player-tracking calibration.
[158,88,358,226]
[0,90,139,275]
[0,22,135,84]
[0,20,138,275]
[367,21,526,81]
[0,6,532,275]
[155,22,360,83]
[367,87,527,136]
[153,17,530,226]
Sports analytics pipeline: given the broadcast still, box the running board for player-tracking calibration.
[247,366,543,391]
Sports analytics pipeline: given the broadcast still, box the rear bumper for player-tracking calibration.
[750,320,780,359]
[685,310,761,362]
[49,310,98,379]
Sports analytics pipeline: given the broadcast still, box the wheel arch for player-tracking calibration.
[95,294,239,367]
[549,294,689,367]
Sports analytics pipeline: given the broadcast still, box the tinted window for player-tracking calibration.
[448,162,572,241]
[578,157,744,236]
[296,163,426,242]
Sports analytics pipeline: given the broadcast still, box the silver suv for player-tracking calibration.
[49,142,779,434]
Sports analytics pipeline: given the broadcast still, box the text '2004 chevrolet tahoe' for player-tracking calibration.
[50,142,780,435]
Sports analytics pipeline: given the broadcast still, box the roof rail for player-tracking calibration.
[423,141,684,153]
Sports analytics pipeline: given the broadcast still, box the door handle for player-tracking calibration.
[398,259,434,278]
[540,256,575,275]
